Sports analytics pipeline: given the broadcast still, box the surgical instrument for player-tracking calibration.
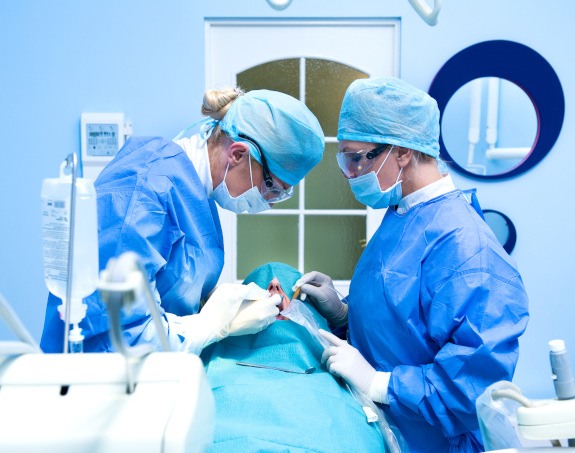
[236,361,316,374]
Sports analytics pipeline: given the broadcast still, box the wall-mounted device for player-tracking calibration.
[80,113,132,181]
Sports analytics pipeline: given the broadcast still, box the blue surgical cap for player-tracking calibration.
[337,77,440,158]
[220,90,325,186]
[243,262,302,301]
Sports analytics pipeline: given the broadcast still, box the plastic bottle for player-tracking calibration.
[549,339,575,400]
[68,325,84,353]
[41,160,99,351]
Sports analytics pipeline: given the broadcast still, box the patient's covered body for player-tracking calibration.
[201,263,386,452]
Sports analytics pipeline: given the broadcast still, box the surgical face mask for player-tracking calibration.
[210,153,271,214]
[348,146,403,209]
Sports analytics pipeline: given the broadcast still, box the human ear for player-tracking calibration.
[396,148,413,167]
[228,142,250,166]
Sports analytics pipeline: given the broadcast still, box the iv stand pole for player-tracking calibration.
[62,153,78,354]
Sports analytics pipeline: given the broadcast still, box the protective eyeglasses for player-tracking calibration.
[238,134,294,203]
[336,144,391,179]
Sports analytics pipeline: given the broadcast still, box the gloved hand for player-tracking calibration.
[319,329,392,404]
[176,282,271,354]
[293,271,348,327]
[228,294,282,336]
[319,328,376,396]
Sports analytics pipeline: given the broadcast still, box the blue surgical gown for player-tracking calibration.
[40,136,224,352]
[347,190,529,453]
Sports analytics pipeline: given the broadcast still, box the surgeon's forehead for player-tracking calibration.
[338,140,376,152]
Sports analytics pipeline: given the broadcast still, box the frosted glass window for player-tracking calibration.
[305,216,365,280]
[237,215,298,279]
[306,59,368,137]
[235,57,370,281]
[306,142,362,210]
[237,59,299,98]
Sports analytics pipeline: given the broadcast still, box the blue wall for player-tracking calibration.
[1,0,573,399]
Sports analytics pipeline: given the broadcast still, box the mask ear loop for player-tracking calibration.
[221,163,230,184]
[227,141,254,189]
[375,145,395,176]
[248,150,255,189]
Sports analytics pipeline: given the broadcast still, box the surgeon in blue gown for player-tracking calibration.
[294,77,529,452]
[40,87,325,353]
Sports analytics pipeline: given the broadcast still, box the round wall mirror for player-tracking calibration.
[483,209,517,254]
[442,77,538,176]
[429,40,564,180]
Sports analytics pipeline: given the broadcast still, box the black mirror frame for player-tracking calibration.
[483,209,517,254]
[428,40,564,180]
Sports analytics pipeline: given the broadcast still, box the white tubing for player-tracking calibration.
[407,0,442,26]
[467,79,482,166]
[486,77,500,149]
[486,147,531,160]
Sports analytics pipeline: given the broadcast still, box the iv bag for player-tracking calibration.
[41,160,99,324]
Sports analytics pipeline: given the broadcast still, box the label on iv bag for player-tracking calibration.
[42,198,70,284]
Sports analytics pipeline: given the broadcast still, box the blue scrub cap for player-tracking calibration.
[243,262,302,301]
[220,90,325,186]
[337,77,440,158]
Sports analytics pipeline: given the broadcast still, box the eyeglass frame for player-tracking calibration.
[336,143,391,178]
[237,133,294,202]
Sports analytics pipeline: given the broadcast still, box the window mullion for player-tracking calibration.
[298,56,306,274]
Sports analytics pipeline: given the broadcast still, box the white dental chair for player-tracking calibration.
[0,253,215,453]
[478,381,575,452]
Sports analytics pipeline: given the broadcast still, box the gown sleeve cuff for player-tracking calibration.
[165,312,214,354]
[369,371,391,404]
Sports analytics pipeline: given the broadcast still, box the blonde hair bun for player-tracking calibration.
[201,87,244,120]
